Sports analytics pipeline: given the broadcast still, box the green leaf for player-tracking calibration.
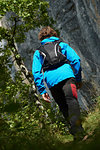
[3,102,21,113]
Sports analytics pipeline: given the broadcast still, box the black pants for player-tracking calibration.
[50,78,84,135]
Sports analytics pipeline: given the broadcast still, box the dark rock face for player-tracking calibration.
[47,0,100,106]
[48,0,100,68]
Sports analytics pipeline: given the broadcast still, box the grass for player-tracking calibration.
[50,96,100,150]
[83,97,100,136]
[0,97,100,150]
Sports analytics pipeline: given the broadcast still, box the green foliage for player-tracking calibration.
[0,0,53,29]
[0,0,63,149]
[0,0,54,44]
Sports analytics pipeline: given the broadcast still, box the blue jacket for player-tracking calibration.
[32,37,81,95]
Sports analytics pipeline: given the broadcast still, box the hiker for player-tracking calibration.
[32,26,85,140]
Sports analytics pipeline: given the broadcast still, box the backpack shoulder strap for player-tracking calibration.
[38,44,51,61]
[54,40,62,47]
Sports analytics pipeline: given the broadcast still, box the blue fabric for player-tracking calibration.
[32,37,82,95]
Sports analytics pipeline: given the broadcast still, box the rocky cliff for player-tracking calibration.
[0,0,100,110]
[46,0,100,108]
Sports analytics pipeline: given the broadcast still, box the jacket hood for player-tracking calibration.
[41,36,59,45]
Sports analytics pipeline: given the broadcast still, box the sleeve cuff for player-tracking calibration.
[75,67,82,82]
[38,87,47,95]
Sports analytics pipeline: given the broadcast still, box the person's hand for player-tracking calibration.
[42,93,51,103]
[76,81,83,89]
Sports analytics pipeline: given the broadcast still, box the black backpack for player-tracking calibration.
[38,40,68,72]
